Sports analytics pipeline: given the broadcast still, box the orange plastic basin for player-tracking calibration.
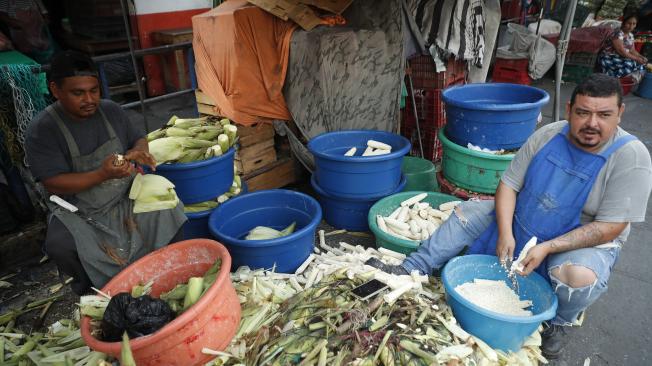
[80,239,241,366]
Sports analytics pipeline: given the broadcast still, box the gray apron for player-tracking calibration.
[46,104,186,288]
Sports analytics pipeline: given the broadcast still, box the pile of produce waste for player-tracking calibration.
[147,116,238,164]
[80,259,222,341]
[203,232,547,366]
[0,316,105,365]
[183,173,243,213]
[376,193,460,242]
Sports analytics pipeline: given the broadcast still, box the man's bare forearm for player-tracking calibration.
[43,170,107,195]
[495,181,517,238]
[544,221,628,254]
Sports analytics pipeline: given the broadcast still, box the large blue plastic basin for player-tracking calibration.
[442,255,557,352]
[443,83,549,150]
[308,130,411,197]
[208,189,322,273]
[156,147,236,204]
[311,174,407,232]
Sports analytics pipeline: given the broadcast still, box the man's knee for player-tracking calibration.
[550,264,598,288]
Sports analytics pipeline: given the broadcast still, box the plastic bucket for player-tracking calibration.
[442,255,557,352]
[80,239,241,366]
[311,174,407,232]
[208,189,322,273]
[368,191,458,254]
[155,147,236,204]
[401,156,438,192]
[443,83,549,150]
[183,182,248,240]
[308,130,411,197]
[440,129,514,194]
[635,72,652,99]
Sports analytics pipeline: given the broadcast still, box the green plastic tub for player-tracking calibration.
[439,129,514,194]
[401,156,438,192]
[368,191,458,255]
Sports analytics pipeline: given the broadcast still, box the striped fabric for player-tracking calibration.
[408,0,486,66]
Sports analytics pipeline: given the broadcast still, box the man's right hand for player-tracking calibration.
[496,234,516,263]
[99,154,134,180]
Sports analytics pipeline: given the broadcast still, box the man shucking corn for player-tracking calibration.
[26,51,186,295]
[367,74,652,359]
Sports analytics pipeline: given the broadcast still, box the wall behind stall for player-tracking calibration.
[133,0,211,96]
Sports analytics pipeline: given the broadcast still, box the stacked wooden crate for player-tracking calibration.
[195,90,297,191]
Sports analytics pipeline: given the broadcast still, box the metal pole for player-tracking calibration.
[553,0,578,121]
[406,71,425,159]
[120,0,150,132]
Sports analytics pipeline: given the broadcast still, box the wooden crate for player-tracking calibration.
[244,157,297,191]
[195,89,219,116]
[237,123,275,147]
[235,138,277,174]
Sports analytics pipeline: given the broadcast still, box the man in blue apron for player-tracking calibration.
[368,74,652,359]
[26,51,187,295]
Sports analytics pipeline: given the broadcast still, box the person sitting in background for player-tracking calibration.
[599,14,648,78]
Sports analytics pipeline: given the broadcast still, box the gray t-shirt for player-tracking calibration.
[502,120,652,244]
[26,100,144,181]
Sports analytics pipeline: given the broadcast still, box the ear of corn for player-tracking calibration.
[147,115,238,165]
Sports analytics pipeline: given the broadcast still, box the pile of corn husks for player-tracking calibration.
[147,116,238,164]
[205,233,547,366]
[0,315,106,365]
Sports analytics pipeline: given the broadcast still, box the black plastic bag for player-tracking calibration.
[101,292,174,342]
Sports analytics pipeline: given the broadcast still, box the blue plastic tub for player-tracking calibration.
[635,72,652,99]
[442,255,558,352]
[156,147,236,204]
[208,189,322,273]
[183,182,248,240]
[308,130,411,197]
[443,83,550,150]
[311,174,407,232]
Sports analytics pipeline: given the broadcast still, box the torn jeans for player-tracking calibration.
[401,199,621,325]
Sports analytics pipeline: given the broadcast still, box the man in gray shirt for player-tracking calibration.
[26,51,186,294]
[368,74,652,359]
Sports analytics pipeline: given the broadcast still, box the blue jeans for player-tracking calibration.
[402,200,621,325]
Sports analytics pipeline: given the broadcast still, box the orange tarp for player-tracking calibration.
[192,0,297,125]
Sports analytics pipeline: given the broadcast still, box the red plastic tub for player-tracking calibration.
[80,239,241,366]
[620,76,636,96]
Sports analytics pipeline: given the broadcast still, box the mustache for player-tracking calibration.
[579,127,600,135]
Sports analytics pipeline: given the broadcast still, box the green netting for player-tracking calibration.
[0,62,51,166]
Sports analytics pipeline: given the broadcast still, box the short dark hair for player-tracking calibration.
[623,13,638,23]
[48,50,98,86]
[570,73,623,107]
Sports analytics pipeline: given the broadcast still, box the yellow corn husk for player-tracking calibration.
[183,277,204,310]
[165,127,194,137]
[183,200,219,213]
[166,115,179,126]
[217,134,230,154]
[181,138,216,149]
[146,129,166,142]
[177,149,206,163]
[161,283,188,301]
[174,117,208,129]
[205,145,223,159]
[121,333,137,366]
[224,125,237,146]
[149,137,186,163]
[219,118,231,126]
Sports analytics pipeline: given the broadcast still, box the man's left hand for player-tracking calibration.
[517,243,550,276]
[125,150,157,171]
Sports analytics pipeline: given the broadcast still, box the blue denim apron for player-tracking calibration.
[468,123,636,280]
